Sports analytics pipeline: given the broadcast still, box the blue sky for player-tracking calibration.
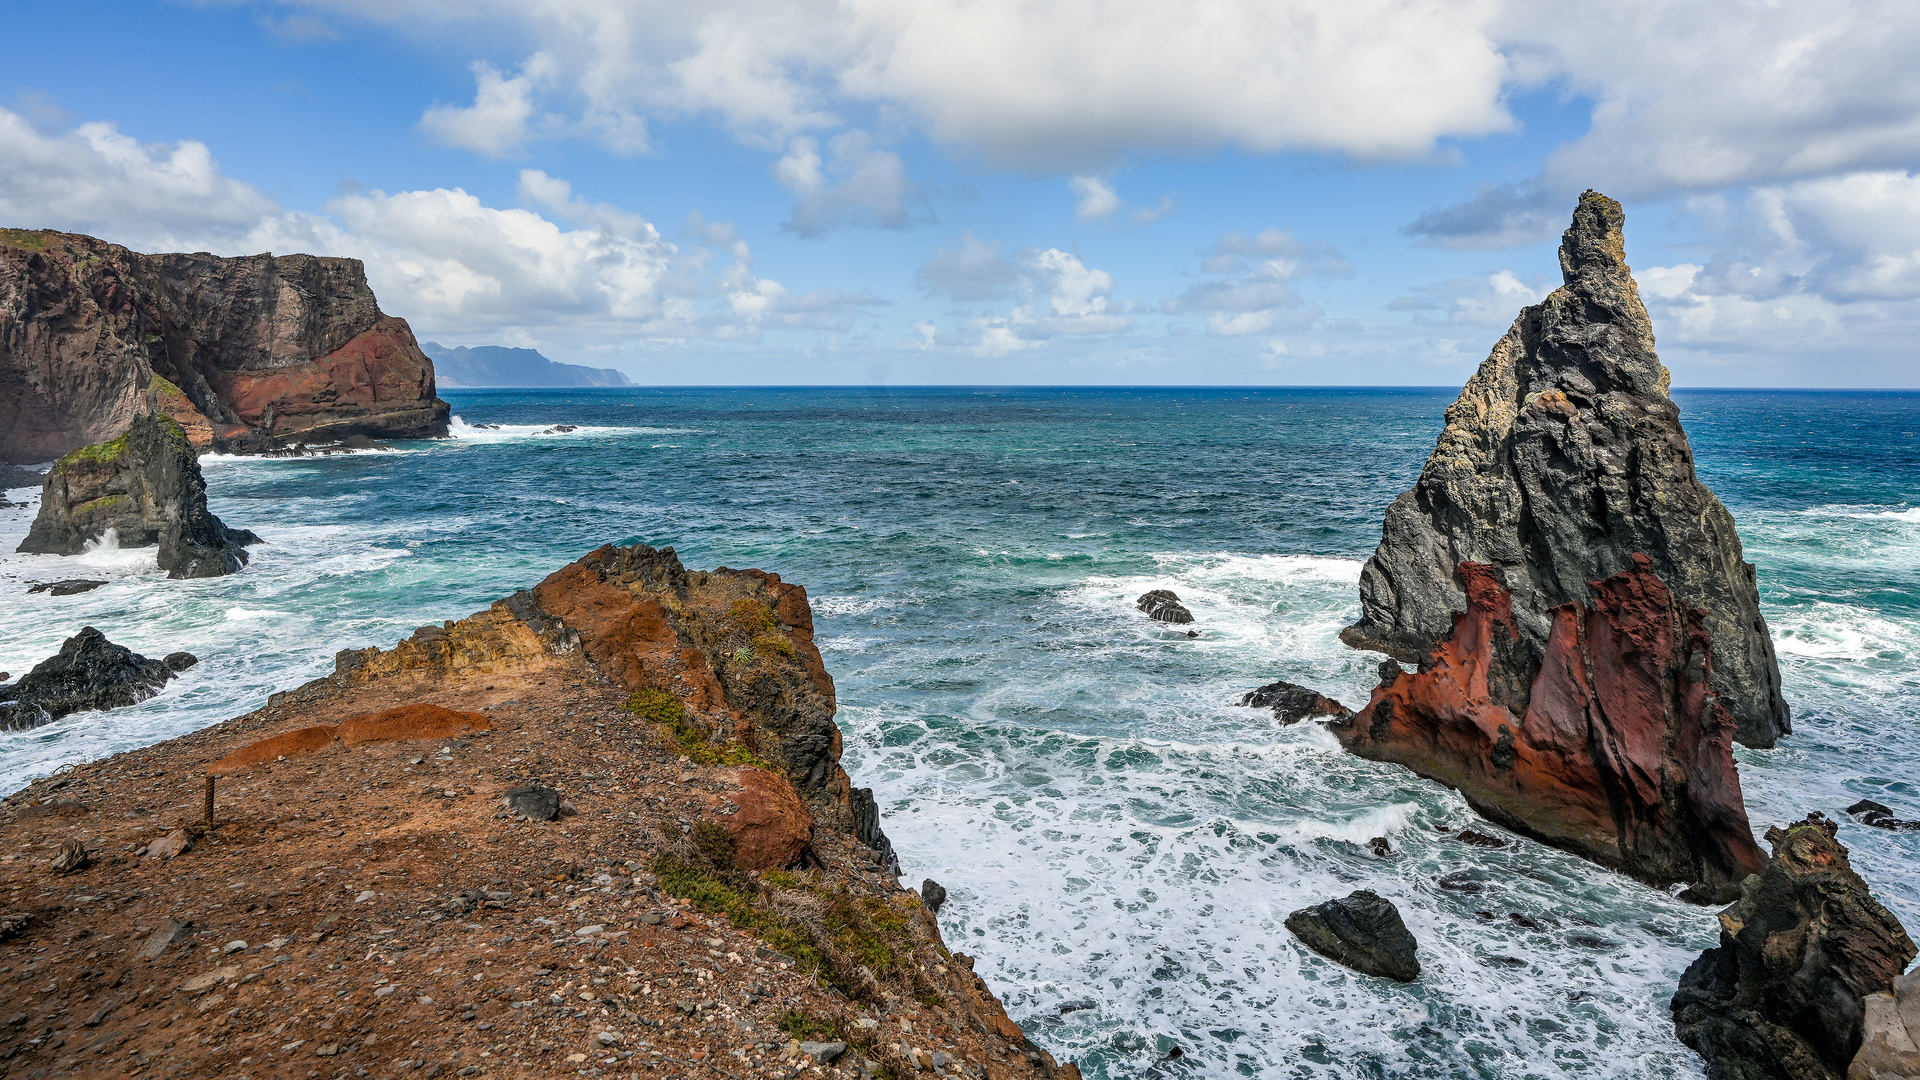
[4,1,1918,387]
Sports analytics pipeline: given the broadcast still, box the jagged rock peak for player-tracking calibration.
[1341,190,1789,748]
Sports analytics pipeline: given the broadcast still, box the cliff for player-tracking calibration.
[1340,193,1788,748]
[0,545,1076,1079]
[0,228,449,463]
[17,413,259,577]
[421,342,635,388]
[1672,815,1916,1080]
[1331,192,1780,902]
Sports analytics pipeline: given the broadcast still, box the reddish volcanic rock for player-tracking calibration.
[0,228,447,462]
[1330,556,1766,902]
[707,766,817,870]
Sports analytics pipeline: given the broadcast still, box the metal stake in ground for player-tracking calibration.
[204,774,214,827]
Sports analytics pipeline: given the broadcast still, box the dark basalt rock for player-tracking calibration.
[1284,889,1421,982]
[503,785,562,821]
[1672,814,1917,1080]
[162,652,198,673]
[16,414,260,578]
[1846,799,1920,832]
[921,878,948,913]
[0,626,179,730]
[1,463,46,489]
[27,579,107,596]
[1340,191,1788,749]
[1136,589,1194,624]
[1239,680,1350,724]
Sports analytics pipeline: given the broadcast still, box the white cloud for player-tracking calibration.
[1387,269,1553,325]
[0,106,278,251]
[1168,228,1350,334]
[418,54,560,157]
[915,233,1020,301]
[774,129,928,236]
[1070,176,1120,221]
[919,246,1130,354]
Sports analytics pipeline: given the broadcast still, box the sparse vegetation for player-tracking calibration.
[74,494,130,516]
[623,687,770,768]
[55,434,129,468]
[753,633,796,660]
[0,228,49,251]
[776,1010,838,1041]
[728,597,777,635]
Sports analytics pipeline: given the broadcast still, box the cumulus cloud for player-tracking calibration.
[1070,176,1120,221]
[774,129,929,236]
[0,106,278,251]
[419,54,561,157]
[913,245,1129,354]
[1168,228,1350,335]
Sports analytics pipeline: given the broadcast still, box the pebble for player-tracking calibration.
[575,924,604,937]
[223,940,248,954]
[355,890,376,903]
[374,985,397,998]
[596,1031,620,1046]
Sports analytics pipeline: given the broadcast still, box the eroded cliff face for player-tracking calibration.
[1340,192,1788,748]
[0,228,448,462]
[1331,556,1767,901]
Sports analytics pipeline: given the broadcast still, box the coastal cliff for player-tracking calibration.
[0,545,1075,1079]
[0,228,449,463]
[1332,192,1777,902]
[1339,192,1788,749]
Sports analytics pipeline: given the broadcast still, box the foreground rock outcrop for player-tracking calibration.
[16,413,260,576]
[1331,193,1774,902]
[0,227,449,462]
[1672,814,1916,1080]
[0,545,1078,1079]
[1284,890,1421,982]
[1853,968,1920,1080]
[1340,192,1787,749]
[0,626,193,730]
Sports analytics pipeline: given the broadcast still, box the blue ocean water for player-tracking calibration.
[2,387,1915,1080]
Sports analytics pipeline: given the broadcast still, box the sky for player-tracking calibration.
[2,1,1918,387]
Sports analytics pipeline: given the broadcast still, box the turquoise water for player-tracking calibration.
[2,387,1915,1080]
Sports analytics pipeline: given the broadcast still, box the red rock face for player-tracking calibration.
[0,230,447,462]
[1331,556,1766,901]
[706,767,817,870]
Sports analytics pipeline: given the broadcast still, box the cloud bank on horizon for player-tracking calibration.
[2,0,1918,386]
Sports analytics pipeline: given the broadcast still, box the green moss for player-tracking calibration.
[73,494,130,516]
[147,374,183,397]
[693,821,736,866]
[623,688,772,769]
[0,228,49,251]
[763,869,802,890]
[652,853,826,975]
[55,433,130,469]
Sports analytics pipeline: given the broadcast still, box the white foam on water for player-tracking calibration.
[74,528,161,572]
[446,415,685,441]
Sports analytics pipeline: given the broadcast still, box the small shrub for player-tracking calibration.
[753,633,796,660]
[732,647,758,665]
[776,1011,837,1041]
[693,821,736,869]
[763,869,801,890]
[728,598,777,635]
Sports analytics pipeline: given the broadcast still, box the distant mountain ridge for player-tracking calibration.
[420,342,634,388]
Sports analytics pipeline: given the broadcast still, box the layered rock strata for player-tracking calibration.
[0,227,448,462]
[1672,814,1917,1080]
[0,626,193,730]
[16,413,259,577]
[0,544,1081,1078]
[1340,192,1788,749]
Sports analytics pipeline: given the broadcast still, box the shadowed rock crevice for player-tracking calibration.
[1341,192,1788,749]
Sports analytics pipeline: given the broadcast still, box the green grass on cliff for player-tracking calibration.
[0,228,49,251]
[73,494,130,516]
[55,433,130,469]
[147,374,183,397]
[624,687,772,769]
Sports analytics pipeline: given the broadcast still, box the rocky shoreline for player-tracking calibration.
[0,545,1078,1080]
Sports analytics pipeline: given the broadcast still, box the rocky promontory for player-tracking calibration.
[0,228,449,463]
[1339,192,1788,749]
[16,413,260,577]
[1331,193,1775,902]
[0,545,1078,1079]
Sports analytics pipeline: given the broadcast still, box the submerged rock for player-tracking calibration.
[27,579,107,596]
[1284,889,1421,982]
[1136,589,1194,624]
[0,626,180,730]
[1330,194,1772,903]
[16,414,260,578]
[1846,799,1920,832]
[1239,680,1350,724]
[1340,191,1788,749]
[1672,814,1917,1080]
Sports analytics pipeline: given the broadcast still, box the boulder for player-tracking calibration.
[0,229,449,463]
[1673,814,1917,1080]
[1239,680,1350,724]
[1284,889,1421,982]
[922,878,948,913]
[706,767,815,871]
[27,579,107,596]
[504,785,562,821]
[1847,800,1920,832]
[0,626,179,730]
[1330,193,1776,902]
[16,414,260,578]
[1852,970,1920,1080]
[1136,589,1194,624]
[1340,191,1788,749]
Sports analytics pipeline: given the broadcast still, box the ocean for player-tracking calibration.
[2,387,1915,1080]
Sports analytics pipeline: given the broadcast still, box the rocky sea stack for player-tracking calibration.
[1672,814,1916,1080]
[0,626,194,731]
[0,228,449,462]
[1332,192,1779,902]
[16,413,260,577]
